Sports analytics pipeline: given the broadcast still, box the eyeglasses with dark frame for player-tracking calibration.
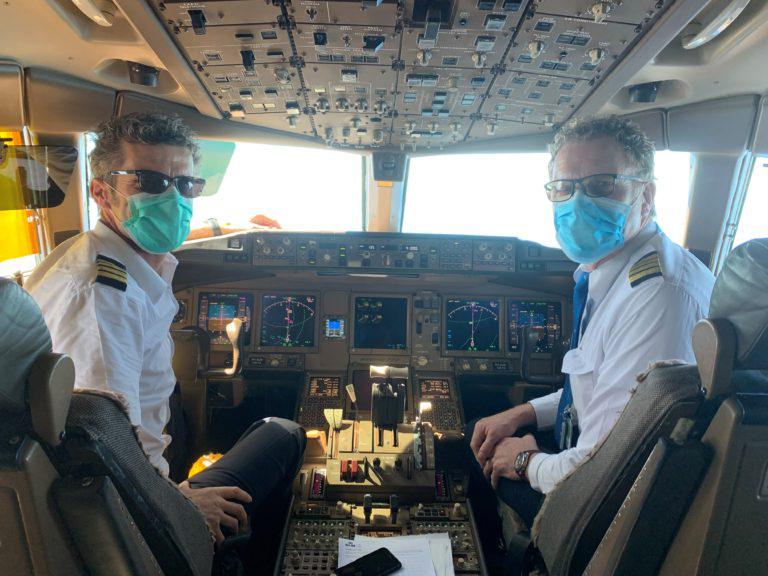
[544,173,647,203]
[108,169,206,199]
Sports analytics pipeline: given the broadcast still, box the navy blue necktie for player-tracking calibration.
[554,272,590,450]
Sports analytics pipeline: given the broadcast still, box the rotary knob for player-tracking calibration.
[417,356,428,367]
[479,362,488,371]
[336,98,349,111]
[316,97,330,113]
[355,98,369,112]
[269,358,280,367]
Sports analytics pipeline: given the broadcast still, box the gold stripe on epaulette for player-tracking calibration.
[97,261,127,278]
[95,254,128,291]
[629,251,663,288]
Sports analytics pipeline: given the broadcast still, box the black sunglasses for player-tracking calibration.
[109,169,206,199]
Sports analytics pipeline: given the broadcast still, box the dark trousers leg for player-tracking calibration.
[188,416,306,504]
[464,419,545,575]
[189,417,306,572]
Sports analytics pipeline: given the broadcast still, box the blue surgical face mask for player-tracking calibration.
[107,185,193,254]
[554,192,637,264]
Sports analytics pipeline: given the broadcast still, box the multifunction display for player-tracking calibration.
[353,296,408,350]
[508,300,562,353]
[198,292,252,345]
[308,376,341,398]
[445,299,500,352]
[260,294,317,348]
[419,379,451,399]
[324,317,346,339]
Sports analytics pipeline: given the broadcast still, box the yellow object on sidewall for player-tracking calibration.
[188,453,224,479]
[0,131,38,262]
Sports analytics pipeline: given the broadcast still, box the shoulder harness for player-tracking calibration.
[95,254,128,292]
[629,251,663,288]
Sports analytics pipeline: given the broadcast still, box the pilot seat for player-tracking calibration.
[0,277,214,575]
[501,238,768,575]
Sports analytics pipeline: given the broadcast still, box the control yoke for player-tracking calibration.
[520,325,566,387]
[203,318,243,378]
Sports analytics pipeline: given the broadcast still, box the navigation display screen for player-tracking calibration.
[308,376,340,398]
[445,298,500,352]
[353,296,408,350]
[508,300,562,353]
[419,379,451,399]
[198,292,252,345]
[260,294,317,348]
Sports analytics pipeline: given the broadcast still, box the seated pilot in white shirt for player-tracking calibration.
[26,112,305,547]
[466,117,715,536]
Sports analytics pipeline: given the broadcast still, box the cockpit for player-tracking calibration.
[2,0,768,575]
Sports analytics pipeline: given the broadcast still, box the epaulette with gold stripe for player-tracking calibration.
[629,251,663,288]
[95,254,128,292]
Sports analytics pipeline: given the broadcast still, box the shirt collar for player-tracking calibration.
[91,220,178,302]
[575,221,659,306]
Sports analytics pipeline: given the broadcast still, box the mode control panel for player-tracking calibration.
[180,231,576,276]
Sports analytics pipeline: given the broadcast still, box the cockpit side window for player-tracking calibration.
[732,157,768,248]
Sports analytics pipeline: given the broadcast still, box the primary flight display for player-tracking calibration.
[198,292,253,345]
[260,294,317,348]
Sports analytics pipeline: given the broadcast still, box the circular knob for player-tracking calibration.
[373,457,381,468]
[479,362,488,371]
[484,252,493,261]
[417,356,428,367]
[269,358,280,367]
[282,237,292,245]
[461,361,471,371]
[262,246,272,255]
[406,252,415,260]
[277,246,285,255]
[322,253,332,262]
[316,97,330,112]
[336,98,349,111]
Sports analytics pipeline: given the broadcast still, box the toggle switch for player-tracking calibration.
[363,493,373,523]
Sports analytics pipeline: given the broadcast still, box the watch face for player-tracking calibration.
[514,451,527,474]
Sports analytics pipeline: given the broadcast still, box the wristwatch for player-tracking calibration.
[207,217,222,237]
[513,450,540,482]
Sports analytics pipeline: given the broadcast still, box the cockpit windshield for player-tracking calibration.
[189,142,364,233]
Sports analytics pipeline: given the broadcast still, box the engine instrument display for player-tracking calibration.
[260,294,317,348]
[445,299,500,352]
[198,292,252,345]
[508,300,563,353]
[308,376,341,398]
[353,296,408,351]
[419,379,451,399]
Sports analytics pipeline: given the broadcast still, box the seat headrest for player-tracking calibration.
[710,239,768,370]
[0,278,52,413]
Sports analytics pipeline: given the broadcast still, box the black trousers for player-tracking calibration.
[189,416,306,568]
[464,419,545,530]
[188,416,306,504]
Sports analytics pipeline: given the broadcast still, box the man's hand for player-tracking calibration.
[178,481,252,544]
[487,434,539,489]
[470,403,536,470]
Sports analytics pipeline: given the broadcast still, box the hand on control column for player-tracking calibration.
[487,433,539,488]
[470,403,536,470]
[178,481,252,544]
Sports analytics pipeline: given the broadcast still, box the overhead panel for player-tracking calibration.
[150,0,676,151]
[294,26,400,66]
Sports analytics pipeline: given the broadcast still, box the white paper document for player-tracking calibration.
[337,533,455,576]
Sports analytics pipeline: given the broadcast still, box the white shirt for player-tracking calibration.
[527,222,714,494]
[26,221,179,476]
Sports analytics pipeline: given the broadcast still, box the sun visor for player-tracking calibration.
[0,144,79,210]
[197,140,235,197]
